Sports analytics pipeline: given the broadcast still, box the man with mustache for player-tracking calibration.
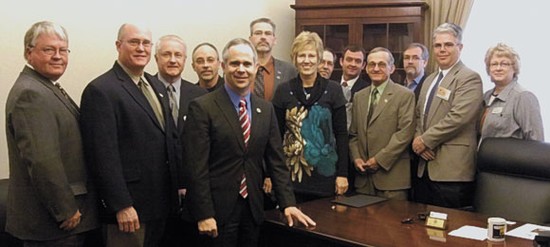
[402,43,429,101]
[192,42,224,93]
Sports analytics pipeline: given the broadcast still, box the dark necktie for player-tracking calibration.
[423,72,444,126]
[138,78,165,130]
[238,98,250,198]
[367,88,379,123]
[167,84,179,126]
[253,67,265,99]
[54,82,69,100]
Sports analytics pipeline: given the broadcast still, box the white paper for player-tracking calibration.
[506,223,550,240]
[449,225,487,241]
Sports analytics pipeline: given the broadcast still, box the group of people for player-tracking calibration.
[4,17,544,247]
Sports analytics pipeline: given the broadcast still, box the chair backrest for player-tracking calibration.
[474,138,550,224]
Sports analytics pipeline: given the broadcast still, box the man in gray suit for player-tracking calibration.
[249,17,297,102]
[248,17,297,201]
[5,21,98,246]
[412,23,483,208]
[349,47,415,200]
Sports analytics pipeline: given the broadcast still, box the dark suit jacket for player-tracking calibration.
[182,87,296,225]
[350,77,371,101]
[80,62,178,223]
[5,66,98,240]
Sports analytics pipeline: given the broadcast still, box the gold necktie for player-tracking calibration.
[138,78,165,130]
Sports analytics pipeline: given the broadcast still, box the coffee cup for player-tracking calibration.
[487,217,507,241]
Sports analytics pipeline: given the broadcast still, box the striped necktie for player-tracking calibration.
[238,98,250,198]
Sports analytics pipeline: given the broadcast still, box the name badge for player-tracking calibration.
[492,107,503,114]
[436,87,451,101]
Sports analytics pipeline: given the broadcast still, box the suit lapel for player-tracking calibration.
[114,64,164,132]
[367,81,395,125]
[248,95,264,150]
[25,66,80,118]
[426,61,464,125]
[214,88,246,151]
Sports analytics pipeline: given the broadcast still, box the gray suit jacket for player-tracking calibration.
[254,58,297,101]
[5,66,98,241]
[415,61,483,181]
[349,80,416,190]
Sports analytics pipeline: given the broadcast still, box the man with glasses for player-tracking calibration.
[80,23,178,246]
[6,20,99,247]
[192,42,224,92]
[402,43,429,101]
[349,47,415,200]
[412,23,483,208]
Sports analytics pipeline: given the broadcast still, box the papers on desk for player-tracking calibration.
[448,225,487,241]
[506,223,550,240]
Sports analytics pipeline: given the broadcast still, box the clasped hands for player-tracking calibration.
[412,136,435,161]
[355,157,379,174]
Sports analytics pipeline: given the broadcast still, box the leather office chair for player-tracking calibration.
[474,138,550,224]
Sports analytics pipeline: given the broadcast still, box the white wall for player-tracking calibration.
[2,1,550,179]
[0,0,295,178]
[461,0,550,141]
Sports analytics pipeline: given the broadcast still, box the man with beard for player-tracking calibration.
[402,43,429,101]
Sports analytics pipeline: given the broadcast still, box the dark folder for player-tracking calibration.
[331,194,387,208]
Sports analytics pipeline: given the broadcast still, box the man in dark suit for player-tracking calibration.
[402,43,429,101]
[192,42,224,92]
[5,21,98,246]
[339,45,371,130]
[401,43,429,201]
[154,34,207,246]
[80,23,177,247]
[182,38,315,247]
[412,23,483,208]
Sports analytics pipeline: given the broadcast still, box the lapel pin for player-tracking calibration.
[384,99,388,103]
[256,108,262,113]
[183,115,187,121]
[159,93,164,97]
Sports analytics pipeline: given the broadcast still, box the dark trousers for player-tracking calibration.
[23,233,86,247]
[200,197,259,247]
[414,171,475,208]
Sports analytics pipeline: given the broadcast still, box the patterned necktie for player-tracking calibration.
[54,82,69,100]
[138,78,165,130]
[238,98,249,198]
[167,84,179,126]
[423,72,444,126]
[253,67,265,99]
[367,88,379,123]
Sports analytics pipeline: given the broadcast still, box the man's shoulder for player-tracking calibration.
[273,58,296,71]
[181,78,208,95]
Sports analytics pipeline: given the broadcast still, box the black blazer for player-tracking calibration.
[350,77,371,102]
[182,87,296,225]
[80,62,178,222]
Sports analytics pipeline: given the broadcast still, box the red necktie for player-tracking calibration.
[238,98,249,198]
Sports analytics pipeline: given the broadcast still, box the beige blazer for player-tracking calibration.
[349,80,416,190]
[415,61,483,182]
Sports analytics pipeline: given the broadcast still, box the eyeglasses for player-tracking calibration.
[367,62,389,70]
[124,39,152,48]
[433,42,459,50]
[490,62,513,69]
[31,46,70,56]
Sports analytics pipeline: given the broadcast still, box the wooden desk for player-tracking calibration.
[262,198,533,247]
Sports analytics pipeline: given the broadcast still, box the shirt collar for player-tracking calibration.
[340,75,360,87]
[372,80,389,95]
[117,60,143,84]
[158,74,182,93]
[224,83,251,110]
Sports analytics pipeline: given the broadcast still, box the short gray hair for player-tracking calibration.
[222,38,257,64]
[433,23,463,43]
[24,21,68,60]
